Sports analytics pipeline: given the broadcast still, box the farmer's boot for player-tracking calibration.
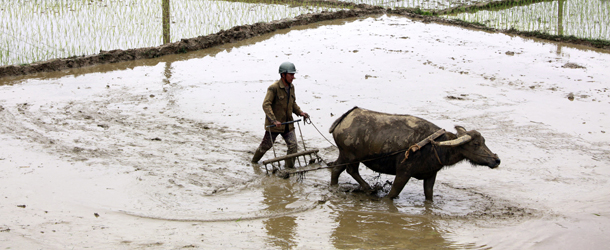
[284,147,297,169]
[251,148,266,164]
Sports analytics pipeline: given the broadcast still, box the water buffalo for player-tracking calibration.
[329,107,500,200]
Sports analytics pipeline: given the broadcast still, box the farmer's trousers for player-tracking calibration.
[256,129,298,154]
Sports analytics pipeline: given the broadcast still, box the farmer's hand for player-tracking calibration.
[273,121,282,127]
[300,112,309,119]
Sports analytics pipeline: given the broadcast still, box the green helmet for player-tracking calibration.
[278,62,297,74]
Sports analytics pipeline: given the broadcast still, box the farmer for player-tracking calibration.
[251,61,309,168]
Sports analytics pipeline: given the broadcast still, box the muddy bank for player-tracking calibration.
[433,0,555,15]
[0,5,385,79]
[2,0,609,79]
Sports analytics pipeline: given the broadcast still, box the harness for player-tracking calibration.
[401,129,446,164]
[317,128,447,168]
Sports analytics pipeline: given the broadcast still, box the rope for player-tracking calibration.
[282,119,447,175]
[401,129,445,163]
[326,149,409,169]
[402,144,421,162]
[329,129,446,168]
[300,117,411,168]
[431,145,444,165]
[304,117,337,148]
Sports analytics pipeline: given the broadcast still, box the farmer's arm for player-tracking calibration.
[292,96,308,118]
[262,86,280,125]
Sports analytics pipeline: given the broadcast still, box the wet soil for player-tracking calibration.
[0,5,386,78]
[1,14,609,249]
[1,0,609,79]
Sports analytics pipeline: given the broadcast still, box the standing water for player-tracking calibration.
[0,15,609,249]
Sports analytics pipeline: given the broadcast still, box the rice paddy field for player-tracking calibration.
[0,0,338,66]
[1,0,610,248]
[0,0,609,67]
[443,0,610,41]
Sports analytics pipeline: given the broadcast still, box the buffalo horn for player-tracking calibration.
[436,134,472,147]
[455,126,467,136]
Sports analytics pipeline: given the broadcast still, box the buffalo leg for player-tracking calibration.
[423,173,437,201]
[330,160,347,186]
[346,163,371,191]
[387,174,411,199]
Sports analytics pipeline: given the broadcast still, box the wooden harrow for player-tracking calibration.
[261,119,330,178]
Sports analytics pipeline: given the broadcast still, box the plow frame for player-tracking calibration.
[262,149,326,176]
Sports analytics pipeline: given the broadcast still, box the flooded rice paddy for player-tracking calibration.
[0,0,337,66]
[1,15,609,249]
[1,0,609,67]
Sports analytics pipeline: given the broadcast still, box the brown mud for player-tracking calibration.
[1,14,609,248]
[1,0,608,79]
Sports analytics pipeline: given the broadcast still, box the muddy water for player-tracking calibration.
[1,15,609,249]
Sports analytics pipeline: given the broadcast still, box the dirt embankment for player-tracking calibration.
[0,5,384,79]
[1,1,608,79]
[391,8,610,49]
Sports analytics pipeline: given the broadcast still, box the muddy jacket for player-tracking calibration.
[262,79,304,133]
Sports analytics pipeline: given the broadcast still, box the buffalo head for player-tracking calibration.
[436,126,501,168]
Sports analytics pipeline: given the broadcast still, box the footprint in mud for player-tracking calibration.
[562,62,586,69]
[333,180,392,196]
[427,183,540,223]
[330,180,539,225]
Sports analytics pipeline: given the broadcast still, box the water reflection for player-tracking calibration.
[330,196,456,249]
[163,61,173,85]
[1,16,358,84]
[261,177,298,249]
[161,61,179,110]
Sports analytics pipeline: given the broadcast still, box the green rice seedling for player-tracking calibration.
[0,0,339,66]
[443,0,609,40]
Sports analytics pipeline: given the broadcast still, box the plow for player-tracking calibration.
[260,119,331,178]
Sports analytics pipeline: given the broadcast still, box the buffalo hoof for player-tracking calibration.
[276,171,290,179]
